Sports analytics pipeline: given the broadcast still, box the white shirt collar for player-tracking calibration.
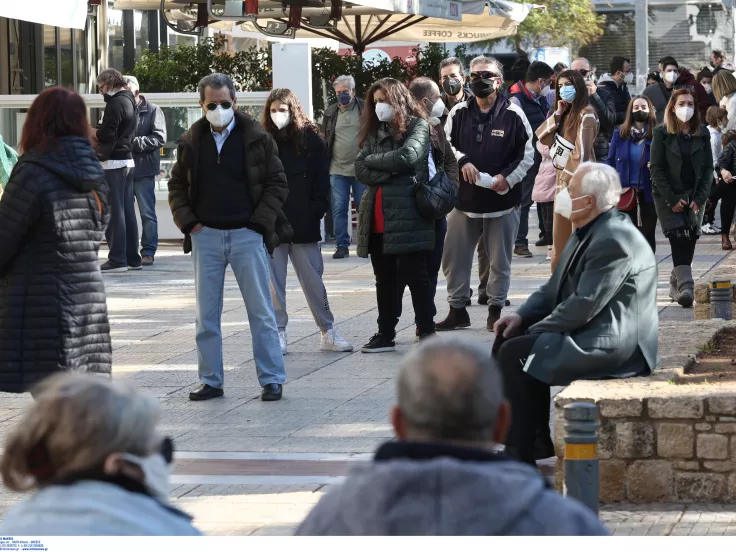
[211,116,236,137]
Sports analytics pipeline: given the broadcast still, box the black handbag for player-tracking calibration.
[414,169,458,220]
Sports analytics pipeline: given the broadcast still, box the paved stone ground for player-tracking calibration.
[0,218,734,536]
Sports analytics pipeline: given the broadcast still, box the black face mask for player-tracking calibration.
[632,110,650,123]
[471,79,496,99]
[442,77,462,97]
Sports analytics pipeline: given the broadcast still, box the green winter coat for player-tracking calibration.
[355,117,434,257]
[649,124,713,233]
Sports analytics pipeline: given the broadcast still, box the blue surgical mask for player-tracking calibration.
[338,92,352,106]
[559,85,577,102]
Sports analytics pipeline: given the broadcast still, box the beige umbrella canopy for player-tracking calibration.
[114,0,538,52]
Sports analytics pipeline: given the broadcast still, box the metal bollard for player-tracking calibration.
[710,280,732,320]
[563,402,599,516]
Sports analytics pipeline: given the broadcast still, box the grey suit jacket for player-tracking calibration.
[515,208,659,386]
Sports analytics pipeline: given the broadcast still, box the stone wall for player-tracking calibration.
[555,395,736,502]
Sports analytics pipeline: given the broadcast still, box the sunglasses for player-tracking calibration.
[576,69,592,77]
[205,101,233,111]
[470,71,500,80]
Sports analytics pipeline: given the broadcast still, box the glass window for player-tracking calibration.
[75,27,88,94]
[60,28,73,89]
[43,25,57,87]
[135,10,151,60]
[108,2,124,70]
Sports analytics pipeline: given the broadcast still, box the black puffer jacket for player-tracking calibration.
[589,87,616,161]
[275,128,330,244]
[355,117,434,257]
[0,137,112,393]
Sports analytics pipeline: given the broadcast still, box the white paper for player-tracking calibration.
[476,172,508,195]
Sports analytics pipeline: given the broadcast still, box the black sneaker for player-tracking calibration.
[478,294,489,306]
[189,384,224,401]
[435,307,471,331]
[261,383,283,402]
[535,238,547,247]
[487,305,502,332]
[418,330,436,341]
[100,262,127,273]
[333,246,350,259]
[514,245,533,258]
[128,264,143,271]
[361,333,396,353]
[142,255,155,266]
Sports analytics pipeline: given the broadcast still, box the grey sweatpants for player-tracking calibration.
[269,243,334,332]
[442,208,520,309]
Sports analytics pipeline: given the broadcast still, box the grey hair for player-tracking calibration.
[198,73,236,102]
[97,68,127,89]
[397,336,504,442]
[469,55,504,77]
[124,75,139,93]
[578,162,623,210]
[332,75,356,91]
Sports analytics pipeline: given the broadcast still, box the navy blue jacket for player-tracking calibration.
[606,127,653,203]
[508,81,549,135]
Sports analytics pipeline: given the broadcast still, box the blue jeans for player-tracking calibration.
[133,175,158,257]
[105,166,141,268]
[191,226,286,389]
[330,175,366,248]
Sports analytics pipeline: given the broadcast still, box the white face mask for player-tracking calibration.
[375,103,394,122]
[624,72,634,85]
[675,106,694,123]
[121,453,172,502]
[270,111,291,130]
[541,84,551,97]
[430,98,446,119]
[206,105,235,128]
[554,188,592,220]
[664,71,679,84]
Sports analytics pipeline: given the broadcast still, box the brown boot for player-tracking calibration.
[435,306,471,331]
[487,305,502,332]
[722,234,733,251]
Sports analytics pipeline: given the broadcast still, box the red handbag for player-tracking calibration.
[618,188,637,211]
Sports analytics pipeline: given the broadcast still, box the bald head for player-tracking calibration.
[393,337,508,446]
[571,57,591,72]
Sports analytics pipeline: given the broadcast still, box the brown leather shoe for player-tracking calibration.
[722,234,733,251]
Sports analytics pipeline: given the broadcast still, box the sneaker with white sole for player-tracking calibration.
[100,262,127,273]
[320,328,354,352]
[545,246,552,261]
[278,330,288,355]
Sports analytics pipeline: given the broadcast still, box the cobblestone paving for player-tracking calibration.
[0,219,733,535]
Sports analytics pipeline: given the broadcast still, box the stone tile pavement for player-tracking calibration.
[0,218,734,536]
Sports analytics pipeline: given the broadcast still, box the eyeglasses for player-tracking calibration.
[476,123,484,143]
[205,101,233,111]
[470,71,500,80]
[576,69,592,77]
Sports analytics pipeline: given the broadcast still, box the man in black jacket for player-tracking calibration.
[92,68,140,272]
[125,76,167,266]
[597,56,632,125]
[571,58,616,161]
[168,73,290,403]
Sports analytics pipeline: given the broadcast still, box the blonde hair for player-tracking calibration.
[713,70,736,103]
[1,375,160,492]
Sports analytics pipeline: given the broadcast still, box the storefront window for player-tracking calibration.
[60,28,74,89]
[75,27,89,94]
[108,3,124,70]
[43,25,57,87]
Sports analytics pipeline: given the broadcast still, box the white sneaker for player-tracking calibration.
[320,328,354,352]
[545,247,552,261]
[278,330,288,355]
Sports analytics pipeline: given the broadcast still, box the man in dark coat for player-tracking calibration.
[0,136,112,392]
[494,163,658,465]
[597,56,633,124]
[643,57,712,123]
[125,76,166,266]
[168,73,291,403]
[92,68,140,273]
[297,337,608,536]
[571,58,616,161]
[508,61,554,258]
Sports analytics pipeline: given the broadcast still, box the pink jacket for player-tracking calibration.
[532,141,556,203]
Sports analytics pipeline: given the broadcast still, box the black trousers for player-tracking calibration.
[669,234,698,267]
[709,180,736,235]
[370,233,434,335]
[623,192,658,253]
[494,333,550,466]
[537,201,554,246]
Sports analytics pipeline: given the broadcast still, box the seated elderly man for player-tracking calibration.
[494,162,659,466]
[297,337,608,536]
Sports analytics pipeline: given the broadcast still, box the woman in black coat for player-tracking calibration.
[263,89,353,356]
[0,87,112,393]
[354,78,434,353]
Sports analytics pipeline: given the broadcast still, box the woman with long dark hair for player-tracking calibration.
[536,69,599,270]
[650,89,713,307]
[355,78,434,353]
[262,88,353,355]
[0,87,112,393]
[606,95,658,252]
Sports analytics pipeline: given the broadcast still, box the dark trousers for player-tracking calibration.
[623,192,658,253]
[537,201,554,246]
[370,233,434,335]
[494,333,550,466]
[515,150,541,247]
[709,180,736,235]
[669,235,698,267]
[105,166,141,268]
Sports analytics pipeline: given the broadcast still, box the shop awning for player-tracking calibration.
[0,0,88,30]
